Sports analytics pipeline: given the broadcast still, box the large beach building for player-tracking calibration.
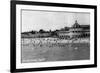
[57,20,90,39]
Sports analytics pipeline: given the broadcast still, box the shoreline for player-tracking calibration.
[21,37,90,45]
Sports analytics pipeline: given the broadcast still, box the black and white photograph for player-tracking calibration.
[21,10,90,63]
[11,1,97,72]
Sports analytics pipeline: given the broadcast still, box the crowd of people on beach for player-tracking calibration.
[21,37,90,47]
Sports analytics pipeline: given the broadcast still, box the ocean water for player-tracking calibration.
[21,38,90,63]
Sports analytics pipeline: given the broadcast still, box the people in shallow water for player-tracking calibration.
[22,38,89,48]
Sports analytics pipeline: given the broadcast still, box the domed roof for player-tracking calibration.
[72,20,80,28]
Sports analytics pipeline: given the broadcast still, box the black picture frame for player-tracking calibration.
[10,0,97,73]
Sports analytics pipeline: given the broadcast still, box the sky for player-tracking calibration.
[22,10,90,32]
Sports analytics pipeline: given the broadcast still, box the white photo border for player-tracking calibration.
[16,4,94,69]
